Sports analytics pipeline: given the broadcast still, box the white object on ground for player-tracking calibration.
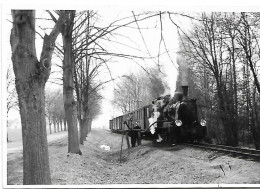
[99,144,111,151]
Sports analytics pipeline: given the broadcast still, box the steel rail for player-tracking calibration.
[184,142,260,161]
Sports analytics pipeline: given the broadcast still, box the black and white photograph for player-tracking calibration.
[1,0,260,188]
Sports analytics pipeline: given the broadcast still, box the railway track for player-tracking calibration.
[184,142,260,161]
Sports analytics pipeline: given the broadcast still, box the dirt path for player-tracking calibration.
[7,129,260,185]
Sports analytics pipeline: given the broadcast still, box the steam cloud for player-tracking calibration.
[177,56,189,86]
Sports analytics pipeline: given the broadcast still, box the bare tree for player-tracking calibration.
[10,10,68,184]
[236,13,260,149]
[60,10,82,155]
[6,65,18,142]
[175,12,239,146]
[113,67,168,114]
[71,11,164,144]
[174,12,260,148]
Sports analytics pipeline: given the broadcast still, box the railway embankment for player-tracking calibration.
[7,129,260,185]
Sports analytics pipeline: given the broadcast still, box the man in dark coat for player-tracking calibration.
[130,121,142,147]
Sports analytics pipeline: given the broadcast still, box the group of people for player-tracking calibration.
[124,118,142,147]
[149,92,184,133]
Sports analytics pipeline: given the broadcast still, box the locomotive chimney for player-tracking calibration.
[182,86,188,101]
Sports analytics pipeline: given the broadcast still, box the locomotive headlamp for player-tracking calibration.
[175,120,182,127]
[200,119,207,126]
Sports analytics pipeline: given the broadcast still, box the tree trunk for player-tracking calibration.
[79,118,87,144]
[19,84,51,184]
[85,118,89,138]
[48,117,52,134]
[62,10,81,155]
[252,88,260,149]
[57,119,60,132]
[84,109,91,138]
[10,10,67,184]
[64,118,67,131]
[10,10,54,184]
[216,80,238,146]
[53,121,57,133]
[7,114,9,142]
[78,101,86,144]
[230,37,238,118]
[80,107,90,144]
[87,118,93,136]
[60,120,63,131]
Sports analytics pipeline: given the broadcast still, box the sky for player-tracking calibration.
[91,11,181,128]
[2,1,260,130]
[2,8,181,130]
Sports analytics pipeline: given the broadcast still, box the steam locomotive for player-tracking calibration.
[109,86,207,144]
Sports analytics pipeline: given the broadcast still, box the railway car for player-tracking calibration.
[110,86,208,144]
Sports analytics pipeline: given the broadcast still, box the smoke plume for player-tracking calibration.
[177,56,189,87]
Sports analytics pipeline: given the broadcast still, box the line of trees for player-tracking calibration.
[50,10,163,149]
[45,89,66,133]
[175,12,260,149]
[9,10,164,184]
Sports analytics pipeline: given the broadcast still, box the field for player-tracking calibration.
[7,129,260,186]
[7,127,22,143]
